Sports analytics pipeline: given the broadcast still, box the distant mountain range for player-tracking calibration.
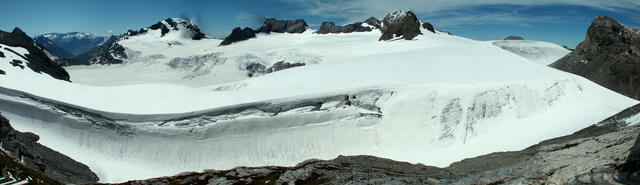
[35,32,107,57]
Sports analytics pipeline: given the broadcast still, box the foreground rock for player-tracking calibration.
[379,10,422,41]
[106,104,640,185]
[0,28,70,81]
[550,16,640,100]
[0,113,99,184]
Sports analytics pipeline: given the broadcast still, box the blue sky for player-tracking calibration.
[1,0,638,48]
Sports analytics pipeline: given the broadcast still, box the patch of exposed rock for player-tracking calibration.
[245,61,305,77]
[219,27,256,46]
[550,16,640,100]
[0,113,98,184]
[379,10,422,41]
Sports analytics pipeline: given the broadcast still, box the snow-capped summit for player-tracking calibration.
[125,18,207,40]
[72,18,209,66]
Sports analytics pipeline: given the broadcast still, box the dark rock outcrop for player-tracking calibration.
[73,35,127,65]
[255,18,309,34]
[245,61,305,77]
[504,35,524,40]
[0,113,99,184]
[315,21,373,34]
[422,22,435,33]
[550,16,640,100]
[0,28,70,81]
[219,27,256,46]
[379,10,422,41]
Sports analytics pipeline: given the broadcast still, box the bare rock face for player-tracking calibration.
[379,10,422,41]
[550,16,640,100]
[255,18,309,34]
[0,113,99,184]
[219,27,256,46]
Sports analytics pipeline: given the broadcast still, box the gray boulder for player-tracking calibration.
[550,16,640,100]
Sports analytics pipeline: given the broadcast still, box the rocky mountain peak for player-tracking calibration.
[582,16,638,54]
[379,10,422,41]
[255,18,309,34]
[125,17,207,40]
[550,16,640,100]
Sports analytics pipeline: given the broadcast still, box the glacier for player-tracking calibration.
[0,26,637,182]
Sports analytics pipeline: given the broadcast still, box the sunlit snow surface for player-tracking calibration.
[0,29,636,182]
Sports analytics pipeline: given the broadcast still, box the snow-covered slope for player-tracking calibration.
[0,28,636,183]
[491,40,571,65]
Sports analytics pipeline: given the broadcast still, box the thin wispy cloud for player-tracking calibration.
[279,0,640,26]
